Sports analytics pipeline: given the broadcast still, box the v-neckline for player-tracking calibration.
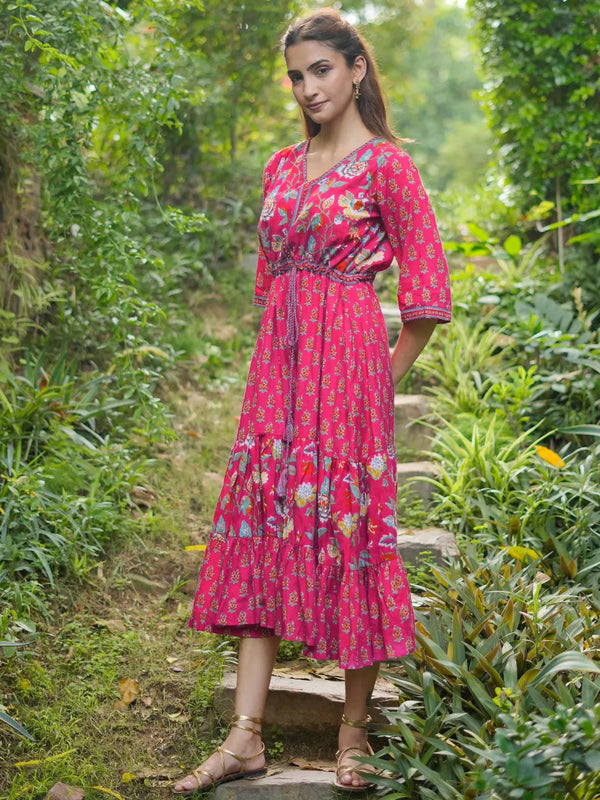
[302,137,380,185]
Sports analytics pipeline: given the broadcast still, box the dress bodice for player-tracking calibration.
[254,138,451,324]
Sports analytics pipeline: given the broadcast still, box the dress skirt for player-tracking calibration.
[189,269,416,669]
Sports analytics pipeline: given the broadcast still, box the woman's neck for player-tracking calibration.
[309,108,372,157]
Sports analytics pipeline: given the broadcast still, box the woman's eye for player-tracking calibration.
[317,67,330,76]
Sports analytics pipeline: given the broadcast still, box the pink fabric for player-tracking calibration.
[189,138,451,669]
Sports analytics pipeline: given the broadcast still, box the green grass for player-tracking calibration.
[0,273,260,800]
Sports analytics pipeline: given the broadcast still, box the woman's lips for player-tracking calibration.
[307,101,326,112]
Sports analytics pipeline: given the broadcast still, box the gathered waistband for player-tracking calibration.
[272,259,375,286]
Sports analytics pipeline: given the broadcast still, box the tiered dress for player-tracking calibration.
[189,138,451,669]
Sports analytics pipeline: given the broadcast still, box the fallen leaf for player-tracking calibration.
[141,696,152,707]
[121,767,180,782]
[114,700,128,712]
[289,757,335,772]
[166,712,190,723]
[307,662,344,681]
[118,677,140,706]
[130,485,158,507]
[92,787,126,800]
[94,619,127,634]
[272,667,311,680]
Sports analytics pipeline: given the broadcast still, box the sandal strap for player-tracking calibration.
[191,765,217,785]
[219,742,265,773]
[341,713,372,729]
[231,713,263,735]
[183,740,265,791]
[336,744,375,761]
[336,744,376,782]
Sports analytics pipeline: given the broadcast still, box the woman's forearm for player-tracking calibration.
[390,318,437,386]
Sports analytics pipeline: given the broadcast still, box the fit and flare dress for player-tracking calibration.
[189,138,452,669]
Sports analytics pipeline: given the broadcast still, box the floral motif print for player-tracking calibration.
[189,138,451,669]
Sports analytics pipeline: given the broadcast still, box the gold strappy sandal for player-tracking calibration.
[173,714,267,795]
[334,713,377,793]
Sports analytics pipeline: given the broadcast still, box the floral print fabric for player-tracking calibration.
[189,138,451,669]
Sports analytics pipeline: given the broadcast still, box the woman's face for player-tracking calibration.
[285,40,364,128]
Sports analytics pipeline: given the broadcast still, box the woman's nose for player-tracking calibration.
[302,77,318,98]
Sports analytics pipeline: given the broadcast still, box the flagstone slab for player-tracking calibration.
[396,460,440,503]
[397,526,458,565]
[214,672,397,733]
[213,767,351,800]
[394,394,432,452]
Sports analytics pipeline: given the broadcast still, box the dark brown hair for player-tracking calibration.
[282,8,398,143]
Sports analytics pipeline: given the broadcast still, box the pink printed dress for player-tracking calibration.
[189,138,451,669]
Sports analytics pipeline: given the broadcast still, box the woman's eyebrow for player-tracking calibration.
[287,58,331,76]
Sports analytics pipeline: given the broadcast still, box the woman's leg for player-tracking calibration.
[337,662,380,788]
[173,635,280,793]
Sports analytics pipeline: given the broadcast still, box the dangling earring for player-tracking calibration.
[353,79,361,101]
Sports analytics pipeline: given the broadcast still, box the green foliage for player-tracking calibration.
[473,704,600,800]
[0,351,153,612]
[372,547,600,799]
[467,0,600,215]
[384,1,492,192]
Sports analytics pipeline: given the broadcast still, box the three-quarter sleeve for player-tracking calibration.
[374,149,451,323]
[253,151,282,307]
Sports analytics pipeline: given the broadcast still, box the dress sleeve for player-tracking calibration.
[253,151,280,307]
[374,149,451,323]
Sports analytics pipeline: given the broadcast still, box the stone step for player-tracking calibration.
[394,394,432,452]
[213,767,337,800]
[396,461,440,504]
[379,301,402,330]
[214,672,397,740]
[397,526,458,566]
[241,251,259,271]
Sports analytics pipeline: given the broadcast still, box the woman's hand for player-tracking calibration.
[390,318,437,386]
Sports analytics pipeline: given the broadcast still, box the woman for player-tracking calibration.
[174,8,451,794]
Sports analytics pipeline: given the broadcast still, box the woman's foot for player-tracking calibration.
[173,716,266,794]
[335,714,376,791]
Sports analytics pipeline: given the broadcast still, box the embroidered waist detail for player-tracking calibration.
[272,258,376,287]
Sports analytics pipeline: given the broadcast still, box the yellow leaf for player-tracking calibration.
[121,773,136,784]
[92,787,127,800]
[535,445,565,468]
[184,545,206,551]
[506,545,541,562]
[118,676,140,706]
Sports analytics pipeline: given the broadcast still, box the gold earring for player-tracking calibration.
[353,79,361,100]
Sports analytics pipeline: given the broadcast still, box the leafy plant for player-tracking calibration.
[370,546,600,799]
[472,704,600,800]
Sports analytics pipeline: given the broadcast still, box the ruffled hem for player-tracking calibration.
[189,534,415,670]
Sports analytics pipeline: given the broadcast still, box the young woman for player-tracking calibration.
[174,8,451,794]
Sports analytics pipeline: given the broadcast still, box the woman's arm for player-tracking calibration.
[390,318,437,386]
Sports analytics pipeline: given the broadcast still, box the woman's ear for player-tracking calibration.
[352,55,367,83]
